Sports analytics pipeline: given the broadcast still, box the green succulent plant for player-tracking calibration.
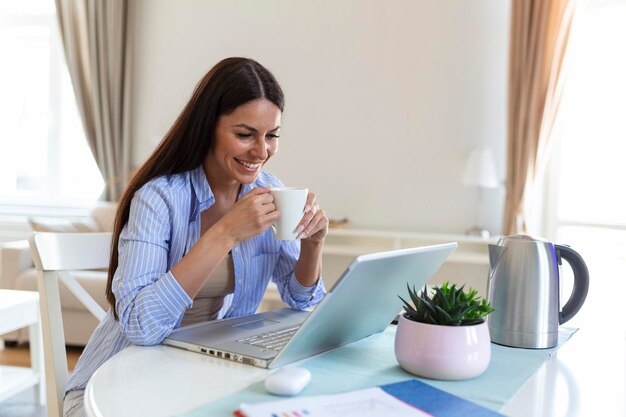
[399,281,495,326]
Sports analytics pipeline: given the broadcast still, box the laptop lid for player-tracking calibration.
[268,242,457,368]
[163,242,457,368]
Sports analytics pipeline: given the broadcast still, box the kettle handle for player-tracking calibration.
[556,244,590,324]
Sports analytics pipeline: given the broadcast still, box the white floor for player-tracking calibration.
[0,387,45,417]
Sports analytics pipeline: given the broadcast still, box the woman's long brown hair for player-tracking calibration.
[106,57,285,320]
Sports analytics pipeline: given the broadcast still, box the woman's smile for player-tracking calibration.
[234,158,262,171]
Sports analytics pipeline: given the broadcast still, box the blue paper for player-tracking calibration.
[381,379,504,417]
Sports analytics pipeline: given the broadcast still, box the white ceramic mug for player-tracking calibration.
[270,187,308,240]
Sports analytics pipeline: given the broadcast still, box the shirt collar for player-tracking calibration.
[190,166,214,211]
[239,181,255,198]
[190,165,260,211]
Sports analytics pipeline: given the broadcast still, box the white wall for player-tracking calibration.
[131,0,510,234]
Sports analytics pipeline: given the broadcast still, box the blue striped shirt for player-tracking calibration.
[66,166,326,392]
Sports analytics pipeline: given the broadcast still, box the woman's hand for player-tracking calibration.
[218,187,279,244]
[295,192,328,244]
[174,187,277,299]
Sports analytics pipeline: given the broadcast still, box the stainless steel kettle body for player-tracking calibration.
[487,235,589,349]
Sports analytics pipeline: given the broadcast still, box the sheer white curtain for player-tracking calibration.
[503,0,577,235]
[55,0,133,201]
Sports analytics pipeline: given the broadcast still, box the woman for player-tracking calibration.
[63,57,328,417]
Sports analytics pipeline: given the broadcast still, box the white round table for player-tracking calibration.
[84,344,270,417]
[84,320,626,417]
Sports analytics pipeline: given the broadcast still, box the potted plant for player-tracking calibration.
[394,281,495,380]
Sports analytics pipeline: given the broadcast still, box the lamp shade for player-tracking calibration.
[462,149,499,188]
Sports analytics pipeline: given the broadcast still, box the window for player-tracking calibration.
[0,0,104,207]
[544,0,626,328]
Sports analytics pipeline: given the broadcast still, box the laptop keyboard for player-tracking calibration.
[237,326,300,351]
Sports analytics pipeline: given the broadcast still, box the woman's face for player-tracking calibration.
[207,98,281,186]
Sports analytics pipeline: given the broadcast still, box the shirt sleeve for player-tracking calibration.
[112,185,192,345]
[271,240,326,309]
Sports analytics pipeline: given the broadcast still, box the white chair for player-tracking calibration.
[29,232,111,417]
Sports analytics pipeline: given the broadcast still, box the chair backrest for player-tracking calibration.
[29,232,112,417]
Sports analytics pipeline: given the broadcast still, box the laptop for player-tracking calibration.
[163,242,457,369]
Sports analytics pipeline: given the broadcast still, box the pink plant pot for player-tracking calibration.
[394,314,491,380]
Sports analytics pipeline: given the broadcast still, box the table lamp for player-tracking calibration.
[462,148,499,238]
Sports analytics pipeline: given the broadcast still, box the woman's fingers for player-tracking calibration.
[303,192,316,214]
[219,187,279,242]
[296,202,317,236]
[241,187,275,214]
[298,205,328,239]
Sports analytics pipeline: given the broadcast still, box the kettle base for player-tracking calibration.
[489,327,558,349]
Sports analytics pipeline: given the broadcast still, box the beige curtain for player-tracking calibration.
[55,0,133,201]
[503,0,577,234]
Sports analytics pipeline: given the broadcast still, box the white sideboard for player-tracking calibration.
[259,228,497,311]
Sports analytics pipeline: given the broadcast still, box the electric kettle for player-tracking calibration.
[486,235,589,349]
